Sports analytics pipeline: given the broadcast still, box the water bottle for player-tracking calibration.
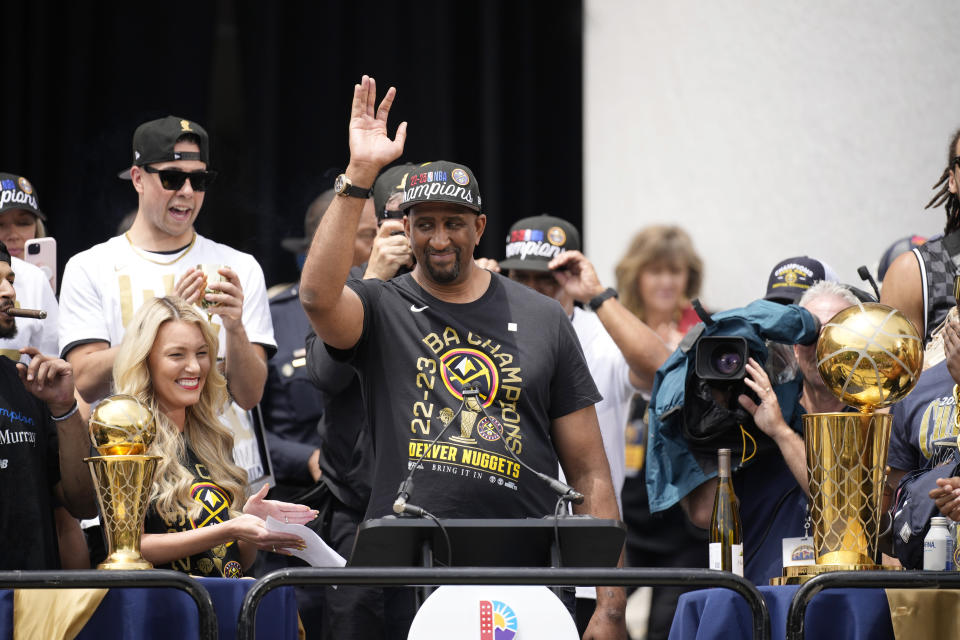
[923,516,955,570]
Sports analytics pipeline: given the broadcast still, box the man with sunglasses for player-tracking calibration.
[58,116,275,466]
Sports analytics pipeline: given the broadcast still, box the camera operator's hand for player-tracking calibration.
[738,358,792,440]
[739,357,811,493]
[550,250,606,302]
[363,220,412,280]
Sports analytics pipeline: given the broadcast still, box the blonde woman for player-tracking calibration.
[615,225,703,350]
[114,296,314,577]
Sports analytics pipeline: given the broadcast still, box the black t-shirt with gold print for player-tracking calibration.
[144,444,244,578]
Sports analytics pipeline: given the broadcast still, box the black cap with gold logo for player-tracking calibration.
[118,115,210,179]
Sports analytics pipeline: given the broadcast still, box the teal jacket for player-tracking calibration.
[645,299,819,513]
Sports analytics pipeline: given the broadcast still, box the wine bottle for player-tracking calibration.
[709,448,743,576]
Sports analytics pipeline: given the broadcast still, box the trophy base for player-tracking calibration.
[770,562,902,585]
[98,552,154,571]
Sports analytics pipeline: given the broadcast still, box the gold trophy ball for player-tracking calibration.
[89,394,156,455]
[815,302,923,412]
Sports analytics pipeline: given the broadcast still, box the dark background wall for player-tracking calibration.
[1,0,583,290]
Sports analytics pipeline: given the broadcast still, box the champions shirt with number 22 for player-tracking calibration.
[330,272,602,521]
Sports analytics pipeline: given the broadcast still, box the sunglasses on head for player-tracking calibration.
[143,166,218,192]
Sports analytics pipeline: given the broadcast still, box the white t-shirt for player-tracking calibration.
[0,257,60,363]
[58,233,277,486]
[571,307,635,510]
[58,233,275,358]
[570,306,636,601]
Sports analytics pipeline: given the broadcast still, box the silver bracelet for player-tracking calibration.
[51,401,80,422]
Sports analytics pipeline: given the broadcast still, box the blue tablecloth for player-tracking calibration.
[0,576,298,640]
[669,585,894,640]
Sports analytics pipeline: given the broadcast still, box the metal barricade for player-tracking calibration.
[0,569,218,640]
[237,566,770,640]
[786,570,960,640]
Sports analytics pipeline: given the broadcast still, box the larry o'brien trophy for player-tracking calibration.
[774,303,923,584]
[85,394,160,570]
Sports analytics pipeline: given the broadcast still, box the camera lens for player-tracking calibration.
[711,349,742,376]
[27,243,40,255]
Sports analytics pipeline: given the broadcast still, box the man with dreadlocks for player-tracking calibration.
[881,129,960,343]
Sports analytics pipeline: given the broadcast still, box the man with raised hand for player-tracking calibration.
[300,75,625,639]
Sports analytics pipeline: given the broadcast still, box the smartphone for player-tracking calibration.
[25,237,57,292]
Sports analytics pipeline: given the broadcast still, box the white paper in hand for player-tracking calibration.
[265,515,346,567]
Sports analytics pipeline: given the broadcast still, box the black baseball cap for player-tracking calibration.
[398,161,481,213]
[764,256,838,304]
[374,163,415,222]
[0,240,10,266]
[499,215,580,272]
[0,173,45,221]
[118,116,210,179]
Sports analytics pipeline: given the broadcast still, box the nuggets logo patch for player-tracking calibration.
[17,177,32,195]
[439,348,499,408]
[189,481,231,529]
[222,560,243,578]
[547,226,566,246]
[451,167,470,185]
[476,416,504,442]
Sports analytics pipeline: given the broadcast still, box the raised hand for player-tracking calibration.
[348,75,407,174]
[364,220,413,280]
[550,250,605,303]
[242,483,318,525]
[474,257,501,273]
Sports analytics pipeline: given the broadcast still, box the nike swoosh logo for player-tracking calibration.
[410,304,428,313]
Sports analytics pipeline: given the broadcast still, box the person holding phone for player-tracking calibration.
[0,173,60,363]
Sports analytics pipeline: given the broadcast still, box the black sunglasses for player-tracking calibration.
[144,166,218,192]
[954,156,960,169]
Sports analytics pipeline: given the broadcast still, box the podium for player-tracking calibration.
[351,516,625,568]
[350,516,625,605]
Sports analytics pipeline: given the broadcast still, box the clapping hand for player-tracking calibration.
[242,484,318,526]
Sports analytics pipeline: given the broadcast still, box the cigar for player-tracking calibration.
[7,308,47,319]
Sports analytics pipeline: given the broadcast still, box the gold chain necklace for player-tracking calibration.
[124,231,197,266]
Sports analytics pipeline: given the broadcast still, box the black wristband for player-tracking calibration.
[51,401,80,422]
[588,287,618,312]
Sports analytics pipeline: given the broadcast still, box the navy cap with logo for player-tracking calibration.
[118,116,211,179]
[0,173,45,221]
[374,163,415,222]
[398,160,481,213]
[764,256,839,304]
[499,215,580,272]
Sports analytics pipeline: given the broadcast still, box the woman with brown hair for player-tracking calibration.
[616,225,706,640]
[615,225,703,350]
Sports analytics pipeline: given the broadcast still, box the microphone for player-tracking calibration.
[857,265,881,300]
[392,396,465,515]
[461,386,585,505]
